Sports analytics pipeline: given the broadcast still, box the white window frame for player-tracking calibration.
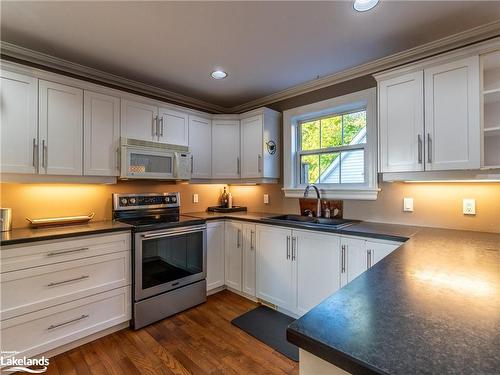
[283,88,379,200]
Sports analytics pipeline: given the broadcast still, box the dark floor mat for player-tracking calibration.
[231,305,299,361]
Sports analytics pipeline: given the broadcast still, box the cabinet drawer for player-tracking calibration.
[1,251,130,320]
[1,287,130,360]
[1,232,130,273]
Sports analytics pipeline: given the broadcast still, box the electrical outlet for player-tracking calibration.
[463,198,476,215]
[193,194,199,203]
[264,194,269,204]
[403,197,414,212]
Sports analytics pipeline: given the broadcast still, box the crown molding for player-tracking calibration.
[226,20,500,113]
[2,20,500,115]
[0,41,227,114]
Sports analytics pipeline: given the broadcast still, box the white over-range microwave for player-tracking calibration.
[120,138,191,180]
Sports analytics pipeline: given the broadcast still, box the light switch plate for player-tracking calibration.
[264,194,269,204]
[463,198,476,215]
[403,197,414,212]
[193,194,199,203]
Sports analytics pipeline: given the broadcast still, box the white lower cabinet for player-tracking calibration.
[256,225,296,312]
[242,223,256,297]
[206,221,225,291]
[0,232,131,360]
[367,240,400,266]
[296,230,341,316]
[224,221,243,291]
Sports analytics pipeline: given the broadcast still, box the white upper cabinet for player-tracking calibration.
[296,230,341,316]
[188,116,212,179]
[39,80,83,175]
[424,56,480,170]
[120,99,158,142]
[240,115,263,178]
[379,72,424,172]
[212,119,241,179]
[0,70,38,174]
[84,91,120,176]
[158,108,189,146]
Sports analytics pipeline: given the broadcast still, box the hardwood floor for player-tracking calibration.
[45,290,299,375]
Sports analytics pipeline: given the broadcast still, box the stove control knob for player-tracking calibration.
[165,196,171,203]
[120,198,128,206]
[129,198,137,205]
[171,196,177,203]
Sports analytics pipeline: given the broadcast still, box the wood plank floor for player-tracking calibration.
[45,290,299,375]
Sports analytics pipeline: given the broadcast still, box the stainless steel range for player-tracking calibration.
[112,192,207,329]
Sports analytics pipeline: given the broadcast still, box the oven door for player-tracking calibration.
[134,224,207,301]
[121,145,175,179]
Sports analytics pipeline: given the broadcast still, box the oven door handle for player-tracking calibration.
[141,225,206,238]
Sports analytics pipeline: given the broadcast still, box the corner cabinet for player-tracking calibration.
[0,70,38,174]
[188,115,212,179]
[212,119,241,179]
[377,54,481,173]
[39,80,83,175]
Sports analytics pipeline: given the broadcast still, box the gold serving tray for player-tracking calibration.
[26,212,95,228]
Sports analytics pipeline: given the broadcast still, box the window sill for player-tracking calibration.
[282,187,380,200]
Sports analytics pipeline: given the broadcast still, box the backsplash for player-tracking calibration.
[1,181,499,233]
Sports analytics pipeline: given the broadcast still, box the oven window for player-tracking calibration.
[129,152,173,174]
[141,230,203,289]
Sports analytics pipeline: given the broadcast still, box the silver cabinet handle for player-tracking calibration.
[47,275,89,287]
[47,247,89,257]
[41,139,47,169]
[237,157,240,175]
[291,237,297,261]
[191,155,194,174]
[287,235,291,259]
[159,117,164,137]
[141,225,206,238]
[152,115,157,137]
[116,146,121,172]
[341,245,346,273]
[367,249,372,269]
[32,138,38,169]
[48,314,89,330]
[417,134,422,164]
[258,154,262,173]
[427,133,432,163]
[250,230,255,250]
[237,229,241,248]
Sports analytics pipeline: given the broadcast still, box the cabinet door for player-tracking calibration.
[206,221,225,291]
[367,241,400,267]
[39,80,83,175]
[0,70,38,174]
[379,71,424,172]
[158,108,188,146]
[224,221,243,291]
[120,99,158,142]
[242,224,256,297]
[240,115,263,178]
[188,116,212,179]
[256,225,295,311]
[296,230,341,316]
[84,91,120,176]
[212,120,240,178]
[424,56,480,170]
[342,237,367,284]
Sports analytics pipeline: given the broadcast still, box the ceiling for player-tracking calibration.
[1,1,500,109]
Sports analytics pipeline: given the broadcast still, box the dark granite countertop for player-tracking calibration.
[0,220,132,246]
[287,227,500,375]
[184,212,417,242]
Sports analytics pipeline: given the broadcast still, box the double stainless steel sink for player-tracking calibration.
[262,214,357,229]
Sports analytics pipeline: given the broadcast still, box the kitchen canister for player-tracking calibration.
[0,208,12,232]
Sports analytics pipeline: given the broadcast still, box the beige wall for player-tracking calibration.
[1,181,499,233]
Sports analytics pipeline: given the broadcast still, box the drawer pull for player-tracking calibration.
[48,314,89,330]
[47,275,89,287]
[47,247,89,257]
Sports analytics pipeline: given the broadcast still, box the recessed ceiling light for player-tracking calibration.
[353,0,379,12]
[211,70,227,80]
